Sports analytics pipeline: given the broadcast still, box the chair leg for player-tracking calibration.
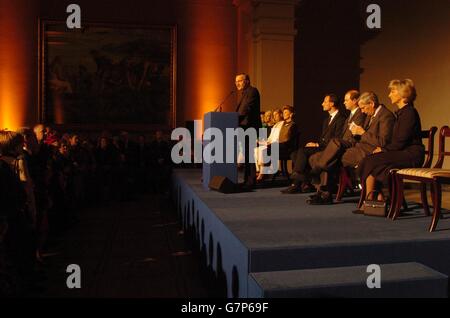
[430,181,442,232]
[387,171,397,219]
[288,160,294,181]
[336,169,346,202]
[402,199,408,211]
[282,160,288,176]
[430,182,435,208]
[357,183,365,209]
[420,182,430,216]
[286,160,291,181]
[393,175,404,220]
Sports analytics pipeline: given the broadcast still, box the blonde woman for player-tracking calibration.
[262,110,273,128]
[255,109,283,176]
[357,79,424,203]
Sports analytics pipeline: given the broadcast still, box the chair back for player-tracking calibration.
[294,130,301,150]
[279,130,301,160]
[434,126,450,168]
[421,127,438,168]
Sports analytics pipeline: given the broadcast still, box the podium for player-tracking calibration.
[202,112,239,190]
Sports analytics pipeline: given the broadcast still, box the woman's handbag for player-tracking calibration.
[363,191,387,217]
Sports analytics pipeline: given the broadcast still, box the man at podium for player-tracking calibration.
[234,73,262,188]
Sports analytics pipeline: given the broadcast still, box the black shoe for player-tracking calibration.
[301,183,316,193]
[352,209,364,214]
[308,192,320,200]
[281,185,301,194]
[240,183,254,192]
[307,193,333,205]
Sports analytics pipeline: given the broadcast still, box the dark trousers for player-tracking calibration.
[308,138,353,190]
[309,138,352,173]
[290,147,322,186]
[244,134,257,186]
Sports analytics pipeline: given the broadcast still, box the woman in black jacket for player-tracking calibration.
[358,79,424,202]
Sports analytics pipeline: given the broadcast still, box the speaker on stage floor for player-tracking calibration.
[208,176,237,194]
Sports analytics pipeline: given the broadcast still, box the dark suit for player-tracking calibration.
[236,86,262,129]
[341,105,395,168]
[358,103,424,185]
[236,85,262,185]
[290,110,346,185]
[278,120,299,158]
[309,108,367,172]
[341,108,367,144]
[317,111,347,148]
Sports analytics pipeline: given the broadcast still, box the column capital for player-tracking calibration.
[234,0,299,109]
[252,0,299,39]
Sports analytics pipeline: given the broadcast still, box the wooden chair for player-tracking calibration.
[276,131,301,181]
[387,127,437,218]
[392,126,450,232]
[335,166,360,202]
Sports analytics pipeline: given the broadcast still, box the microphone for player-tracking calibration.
[214,90,235,112]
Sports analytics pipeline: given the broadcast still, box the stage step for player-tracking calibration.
[248,262,448,298]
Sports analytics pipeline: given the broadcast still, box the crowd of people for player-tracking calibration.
[0,126,172,296]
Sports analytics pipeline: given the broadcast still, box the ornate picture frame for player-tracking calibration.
[39,20,176,131]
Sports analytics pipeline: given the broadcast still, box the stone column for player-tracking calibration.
[234,0,299,110]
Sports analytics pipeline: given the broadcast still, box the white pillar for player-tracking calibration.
[234,0,299,111]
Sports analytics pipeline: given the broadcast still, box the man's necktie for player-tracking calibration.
[367,116,375,129]
[348,112,354,123]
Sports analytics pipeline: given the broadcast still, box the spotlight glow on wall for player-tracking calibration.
[0,0,33,130]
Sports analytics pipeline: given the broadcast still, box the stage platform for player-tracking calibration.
[171,169,450,298]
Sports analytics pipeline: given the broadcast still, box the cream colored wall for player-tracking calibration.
[360,0,450,167]
[235,0,298,112]
[255,37,295,110]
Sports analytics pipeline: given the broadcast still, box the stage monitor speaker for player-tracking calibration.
[208,176,236,194]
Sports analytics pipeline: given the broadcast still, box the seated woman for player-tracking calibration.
[260,111,266,129]
[356,79,424,209]
[256,106,298,180]
[255,109,283,177]
[262,110,274,134]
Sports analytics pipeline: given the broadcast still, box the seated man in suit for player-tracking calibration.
[281,94,346,194]
[306,90,365,203]
[307,91,395,204]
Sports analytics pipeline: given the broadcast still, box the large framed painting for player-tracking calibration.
[39,20,176,131]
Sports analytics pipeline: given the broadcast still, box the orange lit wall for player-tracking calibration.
[0,0,39,130]
[235,0,253,85]
[176,0,237,125]
[1,0,238,131]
